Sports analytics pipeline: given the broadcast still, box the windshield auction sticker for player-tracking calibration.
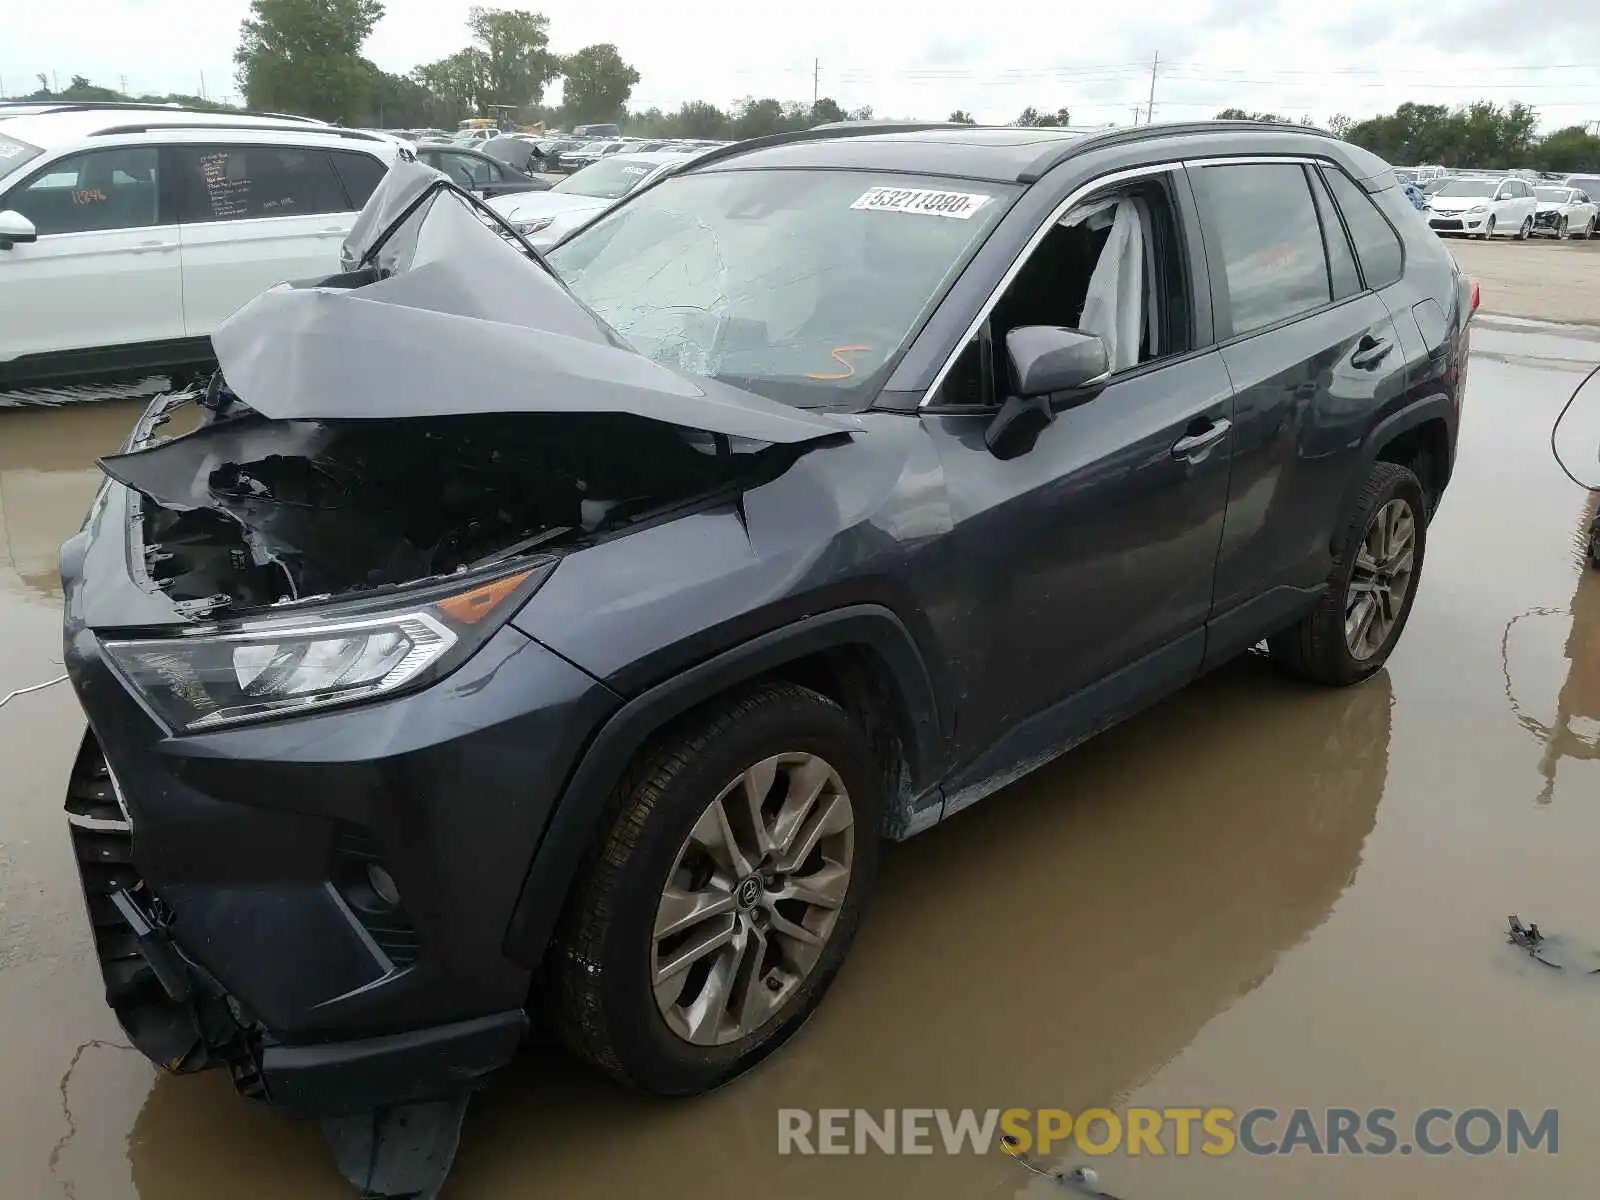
[851,186,992,219]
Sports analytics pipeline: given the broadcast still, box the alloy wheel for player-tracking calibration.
[650,752,855,1047]
[1521,217,1533,240]
[1558,216,1570,239]
[1345,498,1416,661]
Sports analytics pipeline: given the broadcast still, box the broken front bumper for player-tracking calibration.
[64,728,528,1116]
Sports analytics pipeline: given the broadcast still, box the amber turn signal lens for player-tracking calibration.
[436,570,534,625]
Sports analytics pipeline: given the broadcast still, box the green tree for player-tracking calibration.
[235,0,384,121]
[947,109,976,124]
[811,96,846,125]
[363,65,452,127]
[412,49,489,118]
[1215,107,1286,123]
[1327,113,1354,140]
[466,6,558,109]
[674,100,729,139]
[1015,106,1070,127]
[732,96,790,139]
[559,43,639,124]
[1538,125,1600,174]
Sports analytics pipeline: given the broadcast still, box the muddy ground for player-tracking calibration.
[4,311,1600,1198]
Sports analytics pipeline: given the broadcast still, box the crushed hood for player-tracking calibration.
[209,159,854,446]
[484,189,607,222]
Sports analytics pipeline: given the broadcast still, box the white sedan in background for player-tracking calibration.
[1423,176,1538,239]
[486,151,696,249]
[1532,185,1598,239]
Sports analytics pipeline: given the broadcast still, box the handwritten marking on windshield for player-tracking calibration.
[806,345,873,381]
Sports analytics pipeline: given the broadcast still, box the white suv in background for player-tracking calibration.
[0,103,403,391]
[1421,175,1538,239]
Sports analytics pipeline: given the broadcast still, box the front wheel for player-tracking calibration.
[1557,216,1570,240]
[1269,462,1427,686]
[550,681,881,1095]
[1479,216,1496,240]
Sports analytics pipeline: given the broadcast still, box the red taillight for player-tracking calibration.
[1470,278,1481,312]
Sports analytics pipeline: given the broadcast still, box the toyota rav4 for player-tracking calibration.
[58,120,1469,1195]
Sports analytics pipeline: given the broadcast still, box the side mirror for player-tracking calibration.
[985,326,1111,460]
[0,210,38,250]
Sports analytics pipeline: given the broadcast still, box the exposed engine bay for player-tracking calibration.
[100,387,806,617]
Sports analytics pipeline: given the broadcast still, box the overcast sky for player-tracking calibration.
[5,0,1599,131]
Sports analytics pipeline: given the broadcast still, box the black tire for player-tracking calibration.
[1583,218,1597,241]
[550,681,881,1095]
[1268,461,1428,686]
[1480,216,1495,240]
[1557,216,1570,240]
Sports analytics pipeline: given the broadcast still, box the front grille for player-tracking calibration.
[332,826,420,969]
[1429,218,1464,231]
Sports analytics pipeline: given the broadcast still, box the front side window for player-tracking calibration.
[548,168,1015,406]
[3,147,161,235]
[171,145,348,223]
[1321,166,1403,290]
[1191,163,1331,337]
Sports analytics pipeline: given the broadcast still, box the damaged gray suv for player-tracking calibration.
[60,121,1468,1195]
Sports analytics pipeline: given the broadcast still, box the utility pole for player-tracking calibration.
[199,70,207,100]
[120,74,129,95]
[1146,51,1159,125]
[813,58,819,108]
[1131,104,1144,125]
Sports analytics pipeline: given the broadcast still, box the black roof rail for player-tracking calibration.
[679,121,985,174]
[1016,119,1338,182]
[88,121,385,142]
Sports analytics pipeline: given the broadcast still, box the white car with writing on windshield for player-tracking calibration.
[1422,175,1537,239]
[0,103,401,393]
[485,151,696,248]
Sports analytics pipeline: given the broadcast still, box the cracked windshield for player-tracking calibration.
[549,171,1009,404]
[7,2,1600,1199]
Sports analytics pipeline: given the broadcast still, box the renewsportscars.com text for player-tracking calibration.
[777,1106,1558,1157]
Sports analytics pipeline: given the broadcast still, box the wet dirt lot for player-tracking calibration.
[4,318,1600,1199]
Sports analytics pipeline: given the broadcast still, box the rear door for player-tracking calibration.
[0,145,182,365]
[170,142,357,336]
[1190,159,1409,666]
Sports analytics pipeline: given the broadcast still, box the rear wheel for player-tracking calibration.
[1269,462,1427,686]
[1583,217,1597,240]
[551,681,881,1095]
[1518,215,1534,240]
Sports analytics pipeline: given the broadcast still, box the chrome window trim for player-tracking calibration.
[917,160,1186,410]
[916,154,1333,410]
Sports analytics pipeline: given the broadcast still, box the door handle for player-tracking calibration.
[1351,334,1393,370]
[1171,417,1232,459]
[131,240,177,254]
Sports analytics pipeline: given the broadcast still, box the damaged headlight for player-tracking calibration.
[511,216,554,236]
[102,564,551,731]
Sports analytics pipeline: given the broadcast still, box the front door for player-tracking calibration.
[0,146,183,372]
[920,169,1234,803]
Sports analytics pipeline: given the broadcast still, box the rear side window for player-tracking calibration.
[2,147,162,235]
[1307,169,1361,301]
[1191,162,1331,337]
[170,145,348,223]
[1320,167,1404,290]
[330,151,388,208]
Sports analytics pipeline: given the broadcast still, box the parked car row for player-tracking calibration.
[1396,165,1600,240]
